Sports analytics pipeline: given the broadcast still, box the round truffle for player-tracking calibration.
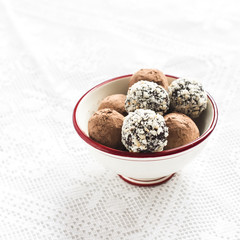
[121,109,168,152]
[88,108,124,149]
[125,80,170,115]
[129,69,168,90]
[164,113,200,150]
[168,78,207,118]
[98,94,127,116]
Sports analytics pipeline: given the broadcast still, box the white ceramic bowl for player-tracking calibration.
[73,75,218,186]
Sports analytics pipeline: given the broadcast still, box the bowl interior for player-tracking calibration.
[75,75,214,140]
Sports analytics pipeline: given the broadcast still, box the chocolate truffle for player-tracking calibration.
[168,78,207,118]
[125,80,170,115]
[129,69,168,90]
[164,113,200,150]
[98,94,127,116]
[121,109,168,152]
[88,108,124,149]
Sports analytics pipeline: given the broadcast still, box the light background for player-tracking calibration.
[0,0,240,239]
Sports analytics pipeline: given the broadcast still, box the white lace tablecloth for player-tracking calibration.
[0,0,240,239]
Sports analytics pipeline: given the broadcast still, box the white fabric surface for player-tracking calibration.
[0,0,240,239]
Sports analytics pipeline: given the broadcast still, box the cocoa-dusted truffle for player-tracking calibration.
[98,94,127,116]
[125,80,170,115]
[164,113,200,150]
[129,69,168,90]
[168,78,207,118]
[88,108,124,149]
[121,109,168,152]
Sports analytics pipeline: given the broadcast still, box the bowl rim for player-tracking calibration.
[73,74,218,159]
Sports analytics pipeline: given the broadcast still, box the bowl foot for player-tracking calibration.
[119,174,175,187]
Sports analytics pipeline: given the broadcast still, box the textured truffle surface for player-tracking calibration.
[129,69,168,90]
[125,80,170,115]
[88,108,124,149]
[121,109,168,152]
[98,94,127,116]
[169,78,207,118]
[164,113,200,150]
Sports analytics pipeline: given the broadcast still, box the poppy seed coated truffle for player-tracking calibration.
[168,78,207,118]
[121,109,168,152]
[125,80,170,115]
